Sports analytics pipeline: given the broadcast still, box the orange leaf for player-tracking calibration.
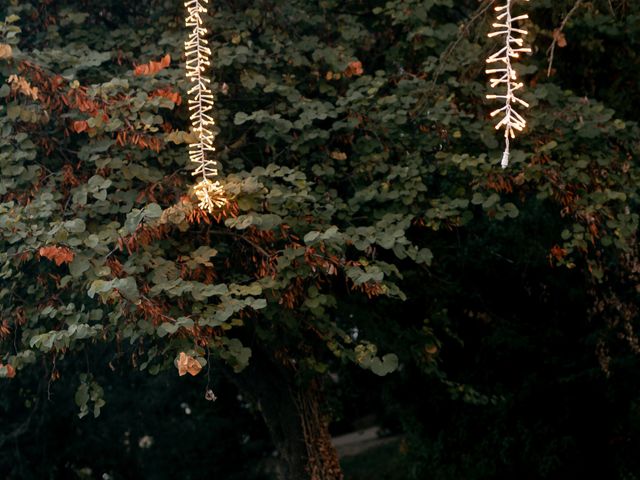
[39,246,75,266]
[553,29,567,48]
[177,352,202,376]
[8,74,39,100]
[344,60,364,78]
[1,364,16,379]
[150,88,182,105]
[73,120,88,133]
[0,43,12,60]
[0,319,11,339]
[550,245,568,261]
[134,54,171,76]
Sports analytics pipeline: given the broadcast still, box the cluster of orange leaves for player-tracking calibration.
[115,131,163,152]
[179,259,217,284]
[176,352,202,376]
[350,280,387,299]
[549,245,568,263]
[304,245,340,276]
[344,60,364,78]
[117,224,170,255]
[65,83,105,115]
[325,60,364,81]
[485,173,514,194]
[38,245,75,266]
[150,88,182,105]
[18,61,167,154]
[136,296,172,326]
[188,197,239,225]
[249,219,391,306]
[279,277,307,309]
[19,62,100,115]
[7,74,39,100]
[134,54,171,76]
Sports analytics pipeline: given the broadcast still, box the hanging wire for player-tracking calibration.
[184,0,226,211]
[485,0,532,168]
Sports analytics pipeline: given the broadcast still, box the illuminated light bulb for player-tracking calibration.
[184,0,226,211]
[485,0,531,168]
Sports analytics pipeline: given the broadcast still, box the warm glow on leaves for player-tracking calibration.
[0,43,12,60]
[39,245,75,266]
[134,54,171,76]
[177,352,202,376]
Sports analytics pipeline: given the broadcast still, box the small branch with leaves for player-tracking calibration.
[486,0,531,168]
[546,0,584,77]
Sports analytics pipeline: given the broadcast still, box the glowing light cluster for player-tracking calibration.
[486,0,531,168]
[184,0,226,211]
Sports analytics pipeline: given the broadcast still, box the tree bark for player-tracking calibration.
[227,351,343,480]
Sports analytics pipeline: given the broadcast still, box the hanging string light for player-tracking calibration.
[184,0,226,211]
[486,0,531,168]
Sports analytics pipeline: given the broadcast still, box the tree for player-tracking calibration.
[1,0,639,479]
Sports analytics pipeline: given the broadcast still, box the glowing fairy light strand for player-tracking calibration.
[486,0,531,168]
[184,0,226,211]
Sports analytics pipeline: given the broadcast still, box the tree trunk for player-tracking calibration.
[227,351,343,480]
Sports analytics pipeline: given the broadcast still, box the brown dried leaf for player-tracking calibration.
[0,319,10,339]
[553,29,567,48]
[177,352,202,376]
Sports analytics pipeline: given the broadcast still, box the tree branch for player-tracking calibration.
[546,0,584,77]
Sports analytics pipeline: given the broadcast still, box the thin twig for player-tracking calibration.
[212,229,272,258]
[433,0,498,86]
[546,0,584,77]
[412,0,497,115]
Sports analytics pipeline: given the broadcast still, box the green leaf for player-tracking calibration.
[115,277,140,302]
[304,231,321,244]
[370,353,399,376]
[69,254,90,277]
[157,322,178,337]
[144,203,163,219]
[64,219,86,234]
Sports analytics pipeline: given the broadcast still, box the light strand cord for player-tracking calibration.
[184,0,226,211]
[486,0,531,168]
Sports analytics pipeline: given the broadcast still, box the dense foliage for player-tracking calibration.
[1,0,639,478]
